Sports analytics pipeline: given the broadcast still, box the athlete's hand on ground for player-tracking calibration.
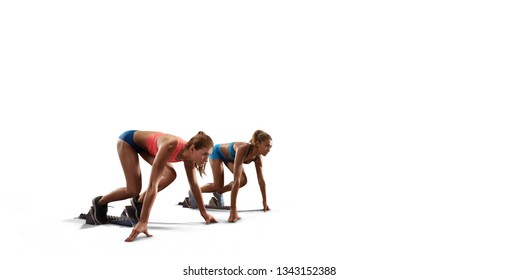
[202,213,217,224]
[263,202,270,212]
[228,208,240,223]
[125,221,152,242]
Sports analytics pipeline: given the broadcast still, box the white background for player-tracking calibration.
[1,1,518,279]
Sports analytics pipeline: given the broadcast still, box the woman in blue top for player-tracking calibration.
[191,130,273,222]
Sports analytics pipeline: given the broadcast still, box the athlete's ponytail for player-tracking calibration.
[250,130,272,146]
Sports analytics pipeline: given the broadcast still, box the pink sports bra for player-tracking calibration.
[146,133,186,162]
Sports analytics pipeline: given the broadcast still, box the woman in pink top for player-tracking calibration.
[91,130,216,242]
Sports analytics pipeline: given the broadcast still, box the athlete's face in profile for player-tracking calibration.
[193,146,212,165]
[258,140,272,156]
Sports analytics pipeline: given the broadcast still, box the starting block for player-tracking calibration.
[78,205,137,227]
[179,197,231,210]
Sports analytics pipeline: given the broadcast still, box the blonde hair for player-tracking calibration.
[250,130,272,145]
[186,131,214,176]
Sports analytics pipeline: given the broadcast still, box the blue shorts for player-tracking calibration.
[209,142,235,162]
[119,130,144,153]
